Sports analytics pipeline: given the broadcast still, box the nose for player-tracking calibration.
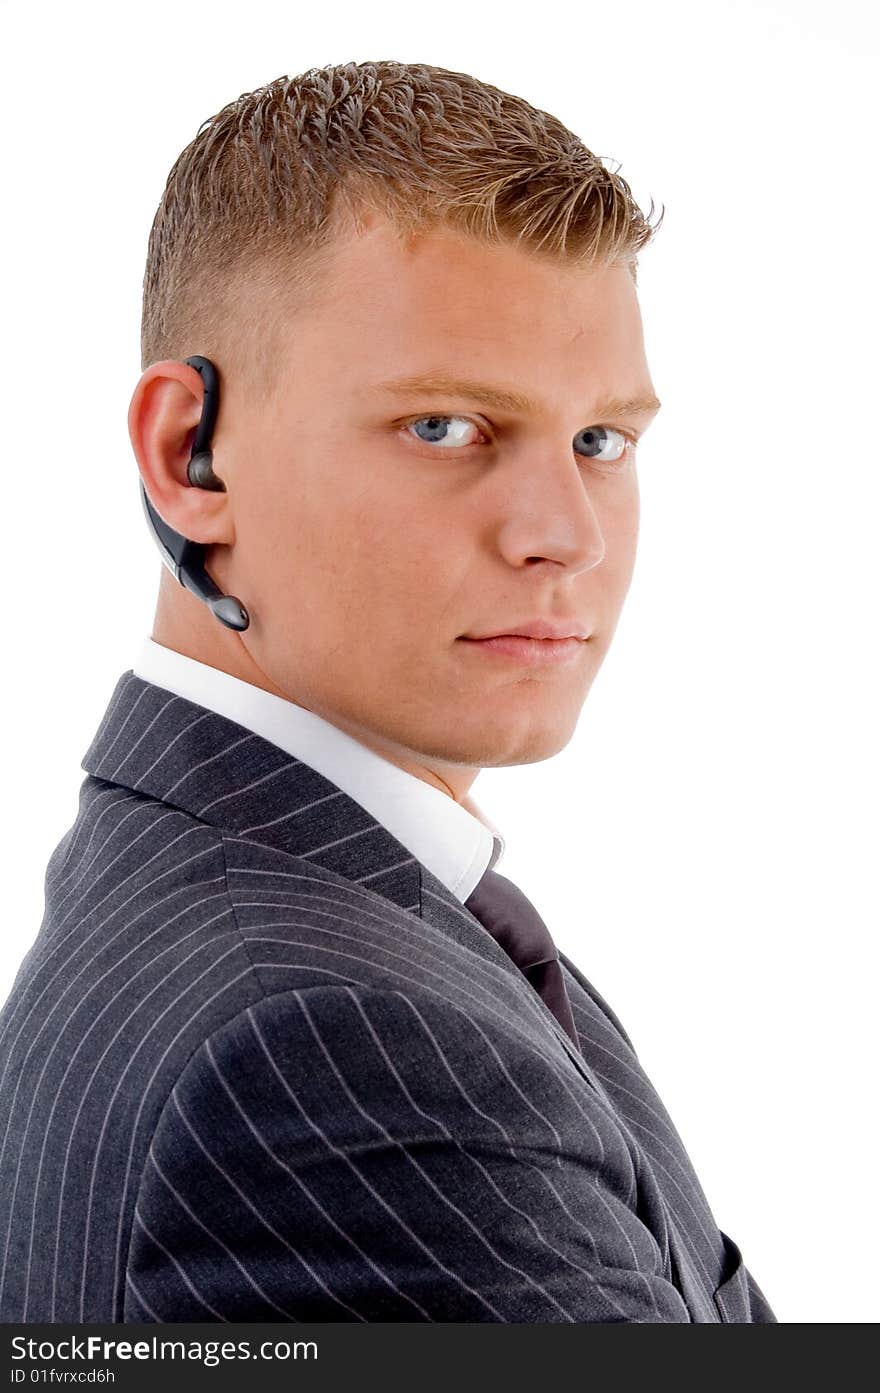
[491,452,613,576]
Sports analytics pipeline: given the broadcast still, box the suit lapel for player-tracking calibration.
[82,670,602,1095]
[81,669,422,911]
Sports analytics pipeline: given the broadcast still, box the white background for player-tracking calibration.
[1,0,877,1324]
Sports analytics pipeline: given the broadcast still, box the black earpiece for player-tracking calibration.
[138,354,250,631]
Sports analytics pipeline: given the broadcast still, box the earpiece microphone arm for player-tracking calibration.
[138,481,250,630]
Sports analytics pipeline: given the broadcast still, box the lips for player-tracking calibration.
[464,619,590,641]
[458,633,585,665]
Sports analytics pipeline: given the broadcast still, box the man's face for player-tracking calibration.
[214,216,659,786]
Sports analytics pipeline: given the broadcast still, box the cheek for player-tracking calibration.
[597,477,639,556]
[342,529,469,654]
[240,447,471,632]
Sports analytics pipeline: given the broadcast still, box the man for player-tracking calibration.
[0,60,776,1323]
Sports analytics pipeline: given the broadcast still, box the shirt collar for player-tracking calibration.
[131,638,505,902]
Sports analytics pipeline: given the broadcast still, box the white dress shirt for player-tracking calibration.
[131,637,505,903]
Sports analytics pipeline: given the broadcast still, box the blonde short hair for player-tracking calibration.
[140,59,664,403]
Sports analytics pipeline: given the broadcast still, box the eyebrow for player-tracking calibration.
[368,371,662,421]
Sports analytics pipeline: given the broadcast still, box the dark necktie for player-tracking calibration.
[464,867,581,1051]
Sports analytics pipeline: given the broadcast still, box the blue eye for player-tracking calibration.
[574,425,632,464]
[405,415,481,448]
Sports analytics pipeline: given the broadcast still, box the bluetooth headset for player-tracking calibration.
[138,353,251,631]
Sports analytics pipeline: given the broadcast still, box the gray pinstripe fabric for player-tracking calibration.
[0,670,776,1323]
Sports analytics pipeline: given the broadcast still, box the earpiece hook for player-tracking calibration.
[138,354,250,631]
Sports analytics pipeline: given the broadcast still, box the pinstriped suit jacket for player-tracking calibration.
[0,669,777,1323]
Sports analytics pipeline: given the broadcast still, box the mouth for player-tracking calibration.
[457,634,588,666]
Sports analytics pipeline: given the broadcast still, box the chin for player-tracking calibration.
[439,719,578,769]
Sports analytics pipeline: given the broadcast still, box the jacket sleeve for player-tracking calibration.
[124,983,692,1322]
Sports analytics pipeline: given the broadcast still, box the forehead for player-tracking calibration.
[321,217,639,325]
[284,217,653,408]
